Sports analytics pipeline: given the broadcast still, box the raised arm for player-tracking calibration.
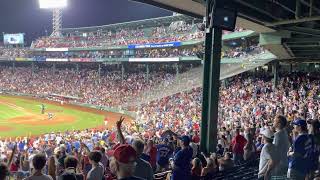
[116,116,126,144]
[7,144,17,167]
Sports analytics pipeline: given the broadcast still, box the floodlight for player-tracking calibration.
[39,0,67,9]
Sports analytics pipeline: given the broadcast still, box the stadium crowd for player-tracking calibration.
[31,19,246,49]
[32,23,205,49]
[0,66,320,179]
[0,44,264,60]
[0,67,175,108]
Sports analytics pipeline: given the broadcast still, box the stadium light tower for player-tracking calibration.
[39,0,67,37]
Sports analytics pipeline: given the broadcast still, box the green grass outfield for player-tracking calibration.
[0,95,105,138]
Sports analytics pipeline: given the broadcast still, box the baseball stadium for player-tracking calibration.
[1,0,320,180]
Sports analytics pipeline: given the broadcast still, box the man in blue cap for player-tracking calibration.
[287,119,314,179]
[172,135,193,180]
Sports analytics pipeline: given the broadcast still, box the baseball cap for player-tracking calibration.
[260,129,274,139]
[179,135,191,144]
[292,119,307,126]
[113,144,137,164]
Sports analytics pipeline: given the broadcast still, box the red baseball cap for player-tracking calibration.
[113,144,137,164]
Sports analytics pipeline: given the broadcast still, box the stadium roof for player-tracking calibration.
[62,14,201,33]
[132,0,320,60]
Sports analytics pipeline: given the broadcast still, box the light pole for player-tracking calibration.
[39,0,67,37]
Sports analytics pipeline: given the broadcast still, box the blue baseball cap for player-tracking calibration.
[292,119,307,126]
[179,135,191,144]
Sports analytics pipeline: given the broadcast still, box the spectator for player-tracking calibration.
[48,156,57,180]
[217,152,234,171]
[171,135,193,180]
[231,128,247,165]
[109,144,144,180]
[287,119,314,179]
[24,153,53,180]
[132,139,154,180]
[0,163,9,180]
[87,151,104,180]
[258,129,277,180]
[191,158,202,180]
[272,115,290,177]
[58,156,84,180]
[156,138,172,171]
[201,157,218,177]
[145,140,157,171]
[100,148,109,171]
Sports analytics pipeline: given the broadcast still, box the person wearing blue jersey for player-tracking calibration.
[156,138,173,170]
[171,135,193,180]
[287,119,314,179]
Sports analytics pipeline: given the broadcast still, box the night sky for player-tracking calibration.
[0,0,172,45]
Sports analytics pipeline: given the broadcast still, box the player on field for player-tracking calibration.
[104,117,108,126]
[41,104,45,114]
[48,113,54,120]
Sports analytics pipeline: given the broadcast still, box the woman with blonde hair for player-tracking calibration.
[201,157,218,177]
[191,158,202,180]
[48,156,57,180]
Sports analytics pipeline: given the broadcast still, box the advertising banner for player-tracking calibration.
[128,42,181,49]
[46,48,69,52]
[34,56,46,62]
[129,58,179,62]
[69,58,94,62]
[3,33,24,45]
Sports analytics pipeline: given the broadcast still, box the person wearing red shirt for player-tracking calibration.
[192,132,200,144]
[231,128,247,165]
[146,139,157,171]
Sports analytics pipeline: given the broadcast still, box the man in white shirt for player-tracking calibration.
[273,115,290,177]
[258,129,278,180]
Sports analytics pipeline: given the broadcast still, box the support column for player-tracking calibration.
[273,61,279,89]
[200,0,213,153]
[98,64,101,84]
[175,63,179,76]
[290,63,293,73]
[31,62,35,76]
[295,0,301,19]
[12,62,15,73]
[121,64,125,81]
[76,64,79,73]
[146,64,150,81]
[310,0,313,17]
[207,28,222,153]
[52,63,56,74]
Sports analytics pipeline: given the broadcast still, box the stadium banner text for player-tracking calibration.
[46,48,69,52]
[128,42,181,49]
[69,58,95,62]
[129,58,179,62]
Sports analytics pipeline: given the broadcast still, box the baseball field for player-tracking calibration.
[0,95,132,138]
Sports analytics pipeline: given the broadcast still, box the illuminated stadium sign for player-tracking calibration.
[39,0,67,9]
[128,42,181,49]
[3,33,24,45]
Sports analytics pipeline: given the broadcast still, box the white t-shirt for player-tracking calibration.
[273,129,290,175]
[259,143,277,178]
[24,174,53,180]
